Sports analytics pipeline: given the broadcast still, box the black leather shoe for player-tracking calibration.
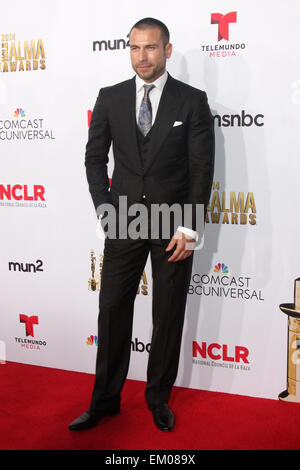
[69,405,120,431]
[149,403,175,432]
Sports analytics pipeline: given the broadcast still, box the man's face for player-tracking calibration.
[129,27,172,83]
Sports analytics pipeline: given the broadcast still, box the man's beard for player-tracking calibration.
[133,63,165,82]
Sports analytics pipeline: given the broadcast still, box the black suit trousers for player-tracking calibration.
[90,228,193,411]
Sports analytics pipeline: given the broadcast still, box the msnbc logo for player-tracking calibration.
[214,263,229,274]
[86,335,98,346]
[14,108,25,118]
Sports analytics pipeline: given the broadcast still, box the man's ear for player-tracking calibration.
[165,43,173,59]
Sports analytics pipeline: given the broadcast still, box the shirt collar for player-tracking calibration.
[135,70,168,93]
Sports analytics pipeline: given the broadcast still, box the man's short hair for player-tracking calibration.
[129,18,170,46]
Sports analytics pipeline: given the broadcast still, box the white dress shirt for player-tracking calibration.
[136,71,168,124]
[136,71,198,242]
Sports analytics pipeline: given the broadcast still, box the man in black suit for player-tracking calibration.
[69,18,214,432]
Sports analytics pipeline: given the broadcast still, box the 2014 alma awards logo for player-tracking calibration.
[88,249,148,295]
[279,279,300,402]
[206,182,256,226]
[1,34,46,72]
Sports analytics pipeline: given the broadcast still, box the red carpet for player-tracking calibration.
[0,361,299,450]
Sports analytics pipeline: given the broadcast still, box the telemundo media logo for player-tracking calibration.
[15,314,47,350]
[211,12,237,42]
[201,11,246,58]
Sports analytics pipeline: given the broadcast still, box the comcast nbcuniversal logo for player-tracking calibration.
[0,108,55,141]
[14,108,25,118]
[214,263,229,274]
[189,262,264,301]
[86,335,98,346]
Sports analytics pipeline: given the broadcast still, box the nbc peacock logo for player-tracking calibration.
[86,335,98,346]
[13,108,25,118]
[214,263,229,274]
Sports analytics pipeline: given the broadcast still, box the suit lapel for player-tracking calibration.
[117,77,143,172]
[120,74,183,174]
[128,77,142,170]
[144,74,182,173]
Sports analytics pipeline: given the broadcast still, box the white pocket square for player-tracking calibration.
[173,121,183,127]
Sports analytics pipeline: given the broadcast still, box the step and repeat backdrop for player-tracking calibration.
[1,0,299,400]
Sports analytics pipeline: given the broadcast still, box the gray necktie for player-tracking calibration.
[138,84,155,136]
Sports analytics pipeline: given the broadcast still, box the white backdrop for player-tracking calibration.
[1,0,299,400]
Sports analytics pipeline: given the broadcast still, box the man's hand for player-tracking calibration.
[165,230,195,262]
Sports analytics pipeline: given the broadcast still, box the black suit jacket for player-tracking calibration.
[85,73,214,232]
